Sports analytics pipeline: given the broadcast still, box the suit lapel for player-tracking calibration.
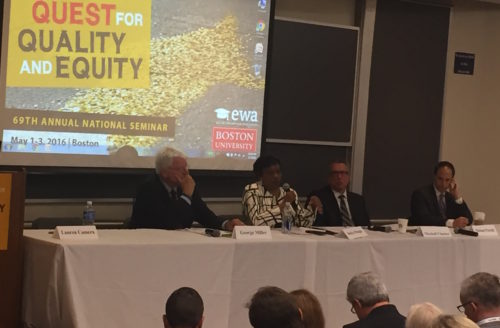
[330,190,341,214]
[346,192,356,225]
[326,189,342,226]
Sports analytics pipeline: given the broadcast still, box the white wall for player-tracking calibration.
[441,0,500,223]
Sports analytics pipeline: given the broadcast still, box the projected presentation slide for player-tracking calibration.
[0,0,271,170]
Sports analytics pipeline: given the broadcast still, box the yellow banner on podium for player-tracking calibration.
[0,173,12,250]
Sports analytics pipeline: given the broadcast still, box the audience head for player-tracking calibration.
[431,314,479,328]
[406,302,442,328]
[253,155,282,191]
[248,286,304,328]
[155,147,188,187]
[433,161,455,193]
[328,160,350,193]
[163,287,204,328]
[290,289,325,328]
[346,272,390,319]
[459,272,500,322]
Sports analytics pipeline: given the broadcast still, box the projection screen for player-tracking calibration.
[0,0,272,170]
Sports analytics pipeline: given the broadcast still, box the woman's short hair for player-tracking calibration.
[405,302,442,328]
[252,155,280,177]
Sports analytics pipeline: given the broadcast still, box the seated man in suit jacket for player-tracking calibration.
[130,147,243,230]
[410,161,472,227]
[308,160,370,226]
[344,272,406,328]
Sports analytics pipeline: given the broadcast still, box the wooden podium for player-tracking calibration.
[0,171,26,328]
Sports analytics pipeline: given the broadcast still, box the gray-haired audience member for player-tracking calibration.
[431,314,479,328]
[459,272,500,327]
[163,287,204,328]
[406,302,443,328]
[248,286,304,328]
[291,289,325,328]
[343,272,405,328]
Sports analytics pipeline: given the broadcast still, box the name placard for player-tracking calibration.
[419,226,452,238]
[54,226,99,240]
[342,226,368,240]
[471,225,498,237]
[232,226,272,241]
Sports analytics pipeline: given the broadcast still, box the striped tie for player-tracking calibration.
[439,193,446,219]
[339,195,354,226]
[171,189,178,200]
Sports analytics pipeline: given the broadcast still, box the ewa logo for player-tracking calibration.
[214,108,258,122]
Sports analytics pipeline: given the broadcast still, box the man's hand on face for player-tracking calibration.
[180,174,196,197]
[449,179,461,199]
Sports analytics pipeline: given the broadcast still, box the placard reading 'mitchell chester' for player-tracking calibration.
[0,173,12,250]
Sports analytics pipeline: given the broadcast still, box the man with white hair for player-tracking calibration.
[459,272,500,328]
[130,147,243,230]
[344,272,406,328]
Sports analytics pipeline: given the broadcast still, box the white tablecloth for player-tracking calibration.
[22,227,500,328]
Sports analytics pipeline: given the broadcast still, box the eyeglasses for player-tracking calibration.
[330,171,349,176]
[350,304,356,314]
[457,301,473,313]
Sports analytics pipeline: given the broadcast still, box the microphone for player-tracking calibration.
[205,228,221,237]
[454,228,478,237]
[282,183,298,211]
[307,228,337,236]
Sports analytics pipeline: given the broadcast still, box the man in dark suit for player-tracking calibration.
[410,161,472,227]
[459,272,500,328]
[130,147,243,230]
[309,160,370,226]
[344,272,406,328]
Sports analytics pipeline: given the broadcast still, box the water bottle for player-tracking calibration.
[281,202,293,234]
[83,201,96,225]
